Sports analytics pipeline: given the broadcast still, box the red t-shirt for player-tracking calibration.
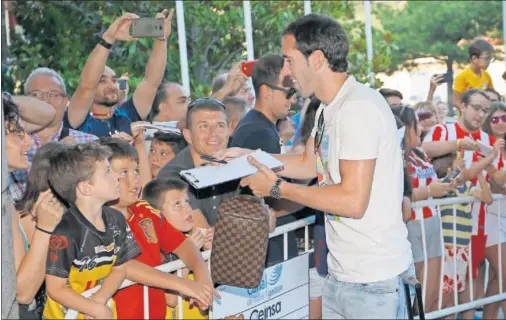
[114,200,186,319]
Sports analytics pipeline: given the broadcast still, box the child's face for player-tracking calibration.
[472,51,493,70]
[90,159,119,202]
[149,141,176,178]
[161,189,194,233]
[110,157,141,208]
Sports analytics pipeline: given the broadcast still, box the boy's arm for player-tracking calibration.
[472,173,493,204]
[90,264,127,305]
[131,122,152,186]
[172,239,211,284]
[45,274,112,319]
[461,152,497,182]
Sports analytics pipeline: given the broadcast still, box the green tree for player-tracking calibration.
[4,0,394,97]
[376,1,503,106]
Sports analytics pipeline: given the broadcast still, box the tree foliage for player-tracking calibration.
[376,1,503,72]
[4,0,395,96]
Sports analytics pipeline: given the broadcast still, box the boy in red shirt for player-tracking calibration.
[98,137,216,319]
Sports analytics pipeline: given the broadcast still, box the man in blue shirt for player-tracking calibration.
[63,9,174,137]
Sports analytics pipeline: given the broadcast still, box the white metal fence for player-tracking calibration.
[65,196,506,319]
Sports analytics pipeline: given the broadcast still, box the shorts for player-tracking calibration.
[310,268,325,299]
[442,246,470,294]
[406,215,443,263]
[485,213,506,247]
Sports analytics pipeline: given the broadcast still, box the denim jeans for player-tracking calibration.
[322,274,399,319]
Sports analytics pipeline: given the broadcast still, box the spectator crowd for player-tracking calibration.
[2,8,505,320]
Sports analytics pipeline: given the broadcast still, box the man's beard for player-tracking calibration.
[95,97,118,108]
[462,117,481,133]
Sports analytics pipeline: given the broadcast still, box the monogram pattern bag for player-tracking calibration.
[210,195,270,288]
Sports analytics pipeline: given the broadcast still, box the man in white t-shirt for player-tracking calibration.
[218,14,412,319]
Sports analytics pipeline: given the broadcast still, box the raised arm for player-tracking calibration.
[211,61,248,102]
[12,96,55,133]
[132,9,174,119]
[67,13,139,128]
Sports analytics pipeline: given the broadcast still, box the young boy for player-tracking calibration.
[434,151,494,305]
[142,178,214,319]
[149,131,187,178]
[44,142,141,319]
[453,38,495,109]
[97,137,215,319]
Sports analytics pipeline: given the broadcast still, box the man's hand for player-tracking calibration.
[111,131,134,145]
[240,156,279,198]
[102,13,140,44]
[429,74,444,91]
[156,8,175,41]
[214,147,254,162]
[130,121,148,146]
[460,138,480,152]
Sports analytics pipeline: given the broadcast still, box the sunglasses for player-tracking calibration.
[314,111,325,154]
[263,83,297,100]
[417,111,435,121]
[187,97,226,111]
[491,115,506,124]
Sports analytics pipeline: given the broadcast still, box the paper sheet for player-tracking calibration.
[180,150,284,189]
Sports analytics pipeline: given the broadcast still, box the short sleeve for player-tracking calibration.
[113,213,141,266]
[453,71,468,93]
[338,101,382,160]
[118,98,143,122]
[159,217,186,254]
[423,124,447,143]
[485,72,494,89]
[46,225,75,278]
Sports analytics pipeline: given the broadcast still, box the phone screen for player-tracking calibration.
[118,79,127,90]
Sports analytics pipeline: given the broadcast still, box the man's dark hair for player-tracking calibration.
[223,97,248,122]
[461,89,490,105]
[252,55,285,96]
[152,131,187,155]
[142,178,188,210]
[185,97,228,129]
[379,88,403,100]
[282,14,349,73]
[148,83,169,122]
[48,142,112,204]
[97,137,139,162]
[469,38,493,60]
[485,88,501,101]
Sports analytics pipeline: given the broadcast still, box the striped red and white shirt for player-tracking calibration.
[408,148,440,220]
[423,122,504,234]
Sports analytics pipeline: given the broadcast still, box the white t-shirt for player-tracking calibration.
[312,76,412,283]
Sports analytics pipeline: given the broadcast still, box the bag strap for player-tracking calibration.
[58,126,70,141]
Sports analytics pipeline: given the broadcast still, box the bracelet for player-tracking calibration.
[35,225,53,235]
[488,167,498,175]
[98,37,113,50]
[456,139,461,150]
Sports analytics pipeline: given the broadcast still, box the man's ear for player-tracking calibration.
[183,128,193,145]
[308,50,327,72]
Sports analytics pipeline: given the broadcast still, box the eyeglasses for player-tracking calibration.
[263,83,297,100]
[479,55,495,63]
[28,90,65,102]
[314,110,325,154]
[187,97,226,111]
[468,103,491,115]
[491,115,506,124]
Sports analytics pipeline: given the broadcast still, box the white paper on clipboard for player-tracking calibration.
[131,122,181,135]
[180,150,284,189]
[478,141,493,156]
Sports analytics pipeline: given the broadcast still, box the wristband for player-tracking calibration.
[98,37,113,50]
[35,225,53,235]
[488,167,498,175]
[456,139,462,150]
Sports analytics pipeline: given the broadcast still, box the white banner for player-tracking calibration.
[213,254,309,319]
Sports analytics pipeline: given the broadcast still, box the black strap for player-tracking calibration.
[58,127,70,141]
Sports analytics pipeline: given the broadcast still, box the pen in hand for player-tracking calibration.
[200,155,228,164]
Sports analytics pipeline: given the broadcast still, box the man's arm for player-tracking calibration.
[211,61,248,102]
[67,13,139,128]
[131,9,174,119]
[422,141,459,158]
[452,91,463,110]
[12,96,56,133]
[45,275,112,318]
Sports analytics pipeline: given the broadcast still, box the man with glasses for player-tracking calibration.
[218,14,412,319]
[453,38,495,110]
[230,54,299,266]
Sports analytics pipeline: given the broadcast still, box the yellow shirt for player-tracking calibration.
[454,67,494,93]
[165,274,209,320]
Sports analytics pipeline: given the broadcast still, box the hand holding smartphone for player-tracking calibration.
[131,18,165,38]
[241,60,257,77]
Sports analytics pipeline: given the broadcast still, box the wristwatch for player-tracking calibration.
[98,36,113,50]
[270,178,283,200]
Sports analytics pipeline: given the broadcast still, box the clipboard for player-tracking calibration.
[131,122,181,135]
[180,150,284,189]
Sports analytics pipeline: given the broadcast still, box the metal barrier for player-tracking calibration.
[65,195,506,319]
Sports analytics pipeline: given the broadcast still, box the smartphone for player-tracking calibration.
[444,167,463,183]
[118,79,127,90]
[437,72,452,84]
[241,60,257,77]
[131,18,164,38]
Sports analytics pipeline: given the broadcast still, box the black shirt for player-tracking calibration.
[231,109,299,266]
